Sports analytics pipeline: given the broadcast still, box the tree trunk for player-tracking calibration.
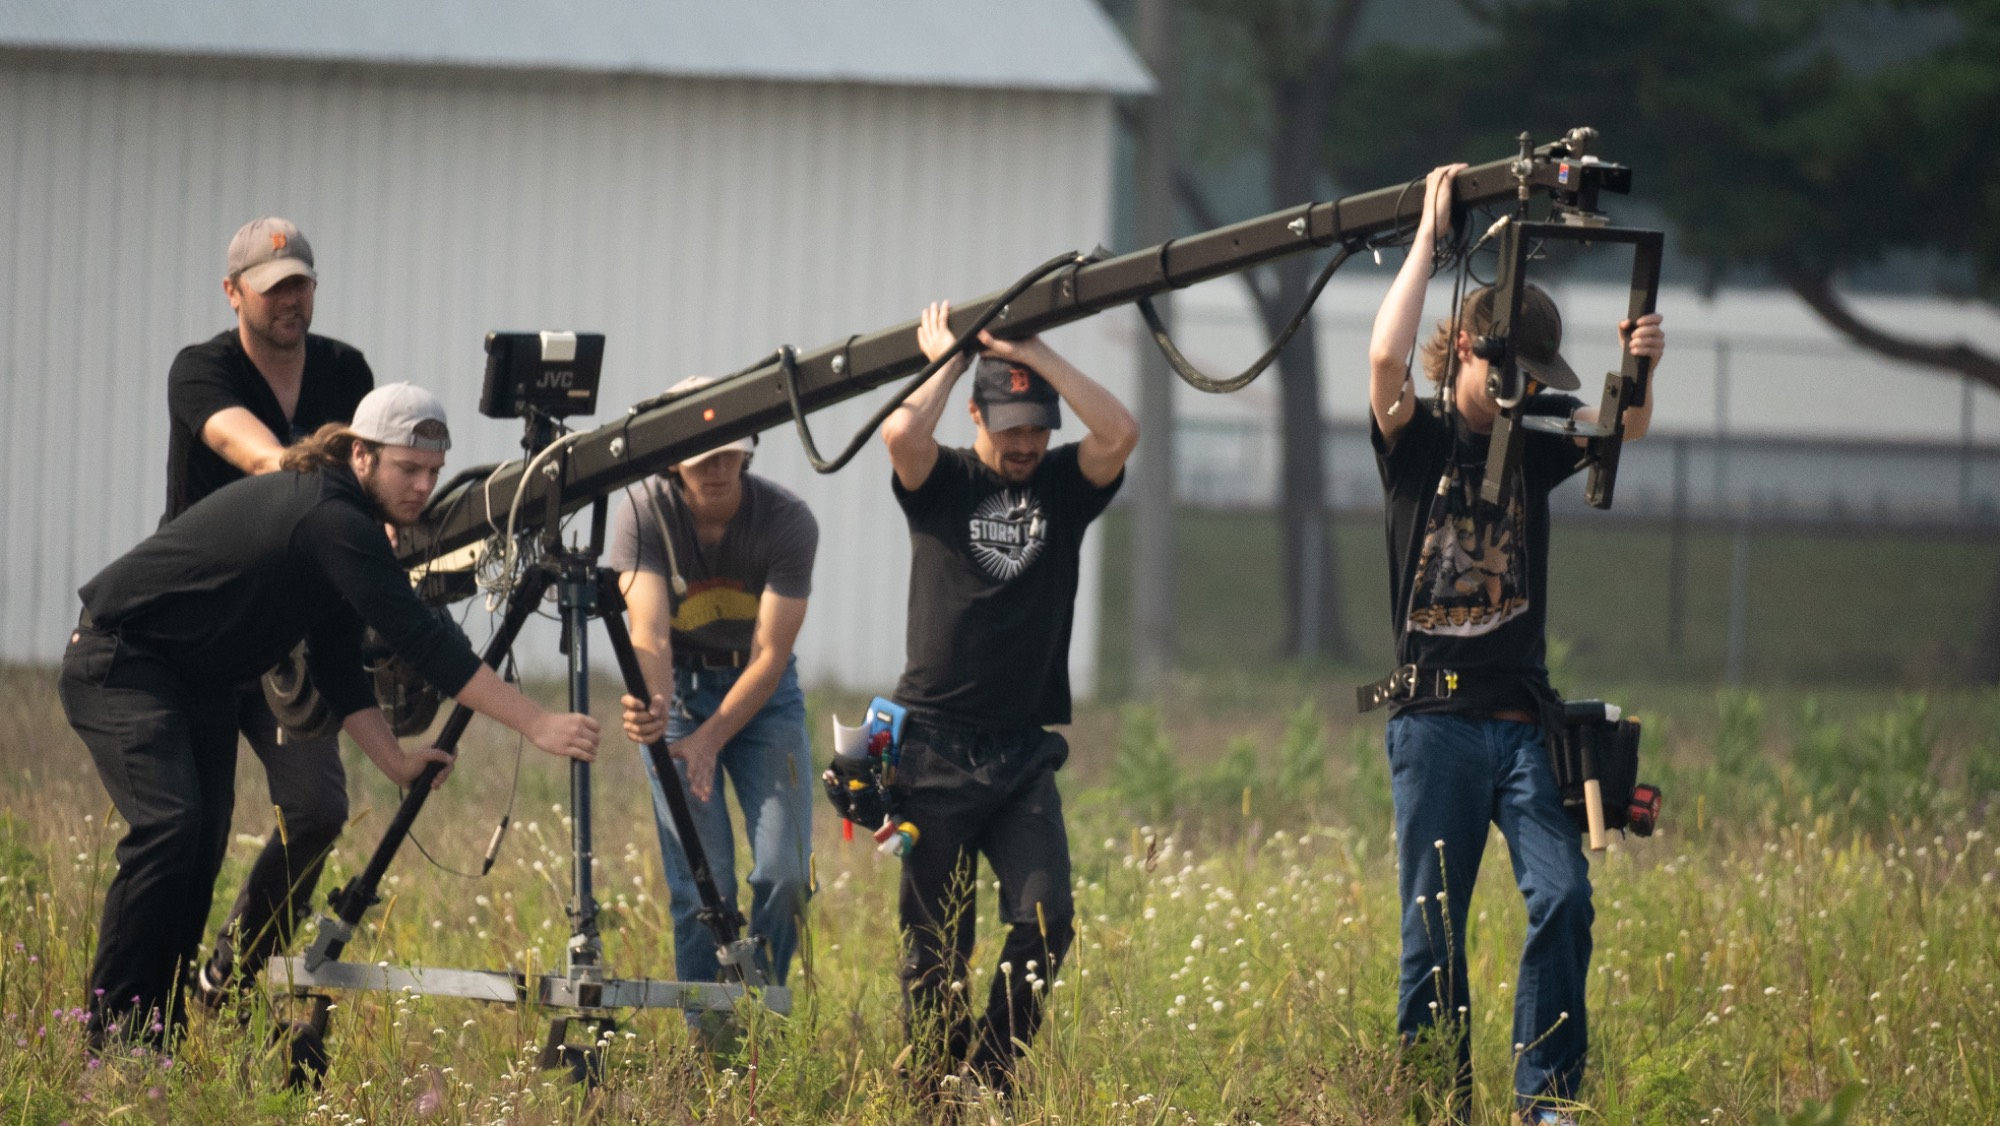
[1265,73,1354,662]
[1128,0,1180,694]
[1264,255,1351,660]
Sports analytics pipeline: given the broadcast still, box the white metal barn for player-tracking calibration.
[0,2,1150,694]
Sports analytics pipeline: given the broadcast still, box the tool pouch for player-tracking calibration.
[820,754,886,827]
[1545,698,1658,837]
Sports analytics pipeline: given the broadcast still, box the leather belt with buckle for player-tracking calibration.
[1355,664,1459,714]
[674,650,749,670]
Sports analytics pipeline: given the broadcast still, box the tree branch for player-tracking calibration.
[1779,265,2000,391]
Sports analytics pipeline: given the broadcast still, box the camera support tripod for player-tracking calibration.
[271,438,786,1088]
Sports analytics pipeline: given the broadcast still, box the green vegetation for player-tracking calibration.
[3,645,1996,1123]
[1093,509,2000,694]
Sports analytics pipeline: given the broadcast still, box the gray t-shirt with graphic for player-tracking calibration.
[608,473,819,657]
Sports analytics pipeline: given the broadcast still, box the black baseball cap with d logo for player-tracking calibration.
[972,355,1062,431]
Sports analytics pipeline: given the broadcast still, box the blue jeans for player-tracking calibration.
[1386,712,1593,1116]
[642,658,813,987]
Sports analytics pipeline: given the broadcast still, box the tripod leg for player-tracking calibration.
[559,563,603,967]
[282,993,333,1089]
[593,568,767,986]
[303,566,554,969]
[538,1014,611,1088]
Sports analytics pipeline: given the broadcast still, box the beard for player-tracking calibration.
[247,306,310,350]
[998,452,1042,481]
[352,462,410,527]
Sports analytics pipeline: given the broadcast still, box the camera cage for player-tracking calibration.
[1477,220,1664,510]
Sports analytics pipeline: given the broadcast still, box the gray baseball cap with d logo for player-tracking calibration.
[227,217,317,293]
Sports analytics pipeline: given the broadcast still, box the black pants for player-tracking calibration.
[893,715,1076,1083]
[207,688,347,987]
[59,625,236,1046]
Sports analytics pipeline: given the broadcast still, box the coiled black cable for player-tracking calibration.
[1134,244,1354,394]
[782,250,1096,474]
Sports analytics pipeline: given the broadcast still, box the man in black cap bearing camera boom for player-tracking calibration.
[877,301,1138,1095]
[161,216,378,1007]
[1365,164,1666,1125]
[62,382,601,1049]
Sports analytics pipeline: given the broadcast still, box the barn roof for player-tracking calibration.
[0,0,1153,95]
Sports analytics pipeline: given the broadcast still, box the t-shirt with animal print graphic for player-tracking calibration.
[893,443,1121,729]
[1371,393,1586,717]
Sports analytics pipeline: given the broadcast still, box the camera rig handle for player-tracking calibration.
[1481,222,1664,509]
[399,127,1636,578]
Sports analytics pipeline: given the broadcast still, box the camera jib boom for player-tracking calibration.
[275,126,1657,1087]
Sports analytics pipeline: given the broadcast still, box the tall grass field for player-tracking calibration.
[3,665,1995,1124]
[3,515,1997,1123]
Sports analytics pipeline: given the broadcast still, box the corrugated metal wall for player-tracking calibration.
[0,54,1131,695]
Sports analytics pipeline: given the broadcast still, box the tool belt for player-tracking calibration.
[1360,666,1662,840]
[1355,664,1463,713]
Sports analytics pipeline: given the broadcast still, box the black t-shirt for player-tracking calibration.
[1372,394,1586,717]
[892,443,1122,729]
[82,464,483,714]
[163,329,374,524]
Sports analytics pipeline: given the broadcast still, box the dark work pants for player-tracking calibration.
[894,716,1076,1084]
[59,625,236,1047]
[208,688,347,986]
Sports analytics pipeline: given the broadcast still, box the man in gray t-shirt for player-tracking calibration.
[611,404,818,1012]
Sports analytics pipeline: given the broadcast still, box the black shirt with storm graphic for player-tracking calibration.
[1372,393,1586,717]
[893,443,1121,729]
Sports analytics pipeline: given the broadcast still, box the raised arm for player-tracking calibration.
[1573,313,1667,442]
[1368,164,1465,446]
[881,300,973,491]
[980,333,1140,487]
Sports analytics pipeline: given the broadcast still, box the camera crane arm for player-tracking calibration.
[400,126,1630,573]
